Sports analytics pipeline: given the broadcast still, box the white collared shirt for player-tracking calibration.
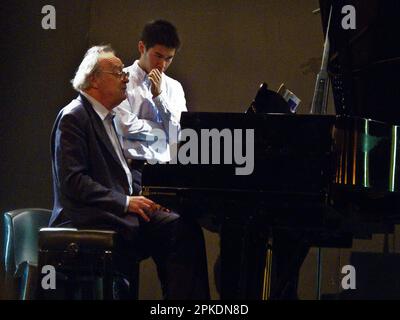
[114,60,187,162]
[81,91,133,209]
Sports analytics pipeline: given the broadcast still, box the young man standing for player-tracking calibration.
[114,19,186,193]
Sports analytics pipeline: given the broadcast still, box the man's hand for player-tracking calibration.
[148,68,162,98]
[128,196,170,222]
[128,196,158,222]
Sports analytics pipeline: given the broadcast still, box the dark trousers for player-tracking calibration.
[113,209,209,299]
[120,161,210,300]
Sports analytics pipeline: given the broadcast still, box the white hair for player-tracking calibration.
[71,45,114,91]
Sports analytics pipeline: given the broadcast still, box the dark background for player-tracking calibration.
[2,0,397,300]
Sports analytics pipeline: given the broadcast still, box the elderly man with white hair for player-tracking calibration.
[49,45,210,299]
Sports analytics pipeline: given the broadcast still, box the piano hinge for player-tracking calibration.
[142,187,177,197]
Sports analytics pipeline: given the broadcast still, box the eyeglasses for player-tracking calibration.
[99,70,130,79]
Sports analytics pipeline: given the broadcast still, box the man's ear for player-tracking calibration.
[138,41,146,56]
[89,73,99,89]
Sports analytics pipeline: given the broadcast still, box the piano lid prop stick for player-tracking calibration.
[310,5,333,115]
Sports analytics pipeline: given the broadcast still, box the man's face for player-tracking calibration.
[138,41,176,73]
[94,53,129,109]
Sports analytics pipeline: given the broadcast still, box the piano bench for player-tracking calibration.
[37,228,139,300]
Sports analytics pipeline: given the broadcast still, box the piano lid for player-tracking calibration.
[319,0,400,124]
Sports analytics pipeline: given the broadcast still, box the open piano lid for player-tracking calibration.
[320,0,400,124]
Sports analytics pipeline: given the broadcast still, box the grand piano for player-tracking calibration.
[141,0,400,299]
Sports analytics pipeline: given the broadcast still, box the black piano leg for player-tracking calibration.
[220,219,267,299]
[219,221,311,300]
[268,229,310,300]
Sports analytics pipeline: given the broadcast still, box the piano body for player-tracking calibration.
[142,0,400,299]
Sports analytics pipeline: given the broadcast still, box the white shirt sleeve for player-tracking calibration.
[153,80,187,126]
[125,196,129,212]
[152,80,187,139]
[113,101,164,141]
